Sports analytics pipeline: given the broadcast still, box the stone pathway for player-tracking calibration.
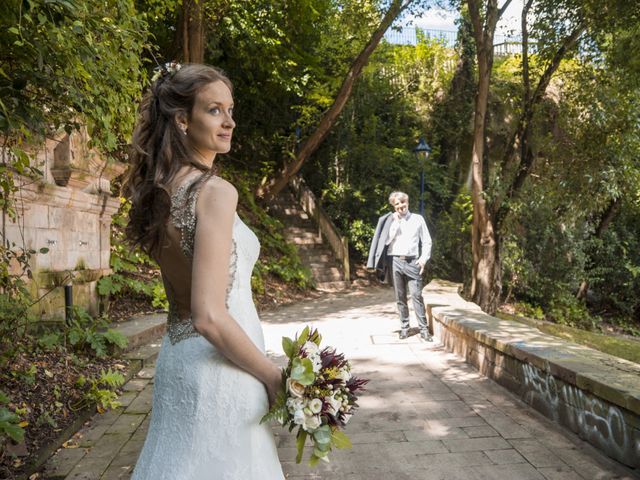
[43,286,639,479]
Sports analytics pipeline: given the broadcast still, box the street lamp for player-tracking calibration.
[413,138,432,217]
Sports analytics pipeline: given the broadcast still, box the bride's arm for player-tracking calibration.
[190,176,281,402]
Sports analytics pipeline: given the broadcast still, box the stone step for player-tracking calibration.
[111,313,166,352]
[314,273,345,283]
[124,337,163,368]
[288,236,324,245]
[271,206,310,220]
[300,254,335,264]
[284,228,320,238]
[308,261,342,269]
[272,191,350,290]
[315,280,350,292]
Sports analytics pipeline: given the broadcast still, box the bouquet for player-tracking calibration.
[261,326,368,466]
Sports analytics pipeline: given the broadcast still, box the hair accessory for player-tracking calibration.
[151,61,183,83]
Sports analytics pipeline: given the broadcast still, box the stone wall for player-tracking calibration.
[2,130,124,320]
[423,280,640,469]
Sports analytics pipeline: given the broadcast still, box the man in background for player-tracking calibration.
[367,191,433,341]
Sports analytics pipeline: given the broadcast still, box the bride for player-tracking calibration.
[123,63,285,479]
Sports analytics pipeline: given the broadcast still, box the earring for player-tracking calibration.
[180,126,187,135]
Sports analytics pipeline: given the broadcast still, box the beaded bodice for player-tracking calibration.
[165,176,242,345]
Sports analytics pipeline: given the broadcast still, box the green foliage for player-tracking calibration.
[0,0,149,151]
[0,390,24,449]
[430,190,473,282]
[548,295,599,331]
[230,172,313,289]
[66,306,128,358]
[301,36,458,262]
[347,219,375,260]
[199,0,382,181]
[97,198,168,311]
[76,369,125,413]
[0,243,48,365]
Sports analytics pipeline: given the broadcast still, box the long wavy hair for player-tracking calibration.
[122,64,233,256]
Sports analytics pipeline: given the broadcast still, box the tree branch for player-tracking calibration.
[493,21,587,225]
[256,0,413,201]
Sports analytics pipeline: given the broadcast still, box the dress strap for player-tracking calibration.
[169,176,204,258]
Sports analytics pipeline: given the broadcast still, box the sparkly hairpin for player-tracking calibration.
[151,61,183,83]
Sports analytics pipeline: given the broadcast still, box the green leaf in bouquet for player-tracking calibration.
[295,428,308,464]
[331,429,352,449]
[297,326,310,346]
[260,371,288,424]
[282,336,296,358]
[308,452,328,467]
[290,357,315,385]
[312,425,332,447]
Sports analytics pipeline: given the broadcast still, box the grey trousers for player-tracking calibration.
[392,256,428,333]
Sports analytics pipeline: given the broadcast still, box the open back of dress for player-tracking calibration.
[131,175,284,480]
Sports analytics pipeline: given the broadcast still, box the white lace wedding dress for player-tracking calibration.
[131,179,285,480]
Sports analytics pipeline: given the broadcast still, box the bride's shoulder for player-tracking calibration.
[198,175,238,211]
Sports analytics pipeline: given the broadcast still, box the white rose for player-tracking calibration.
[287,378,305,398]
[308,398,322,414]
[342,413,352,425]
[337,368,352,382]
[302,341,319,356]
[293,408,306,426]
[303,414,322,432]
[325,393,342,416]
[311,356,322,373]
[286,397,303,415]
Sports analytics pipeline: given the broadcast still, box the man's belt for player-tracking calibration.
[394,255,415,261]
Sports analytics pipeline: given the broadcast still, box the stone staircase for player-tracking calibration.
[270,192,349,291]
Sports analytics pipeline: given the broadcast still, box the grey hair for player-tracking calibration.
[388,191,409,205]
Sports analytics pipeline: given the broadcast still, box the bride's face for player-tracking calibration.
[184,80,235,160]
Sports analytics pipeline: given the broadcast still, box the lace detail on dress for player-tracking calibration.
[166,310,199,345]
[166,176,240,345]
[226,239,237,310]
[170,181,201,258]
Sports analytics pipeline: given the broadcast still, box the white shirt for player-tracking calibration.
[386,211,432,264]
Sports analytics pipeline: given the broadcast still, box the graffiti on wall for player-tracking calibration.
[521,363,639,467]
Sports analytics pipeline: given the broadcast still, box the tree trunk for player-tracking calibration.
[467,0,511,314]
[180,0,206,63]
[255,0,413,202]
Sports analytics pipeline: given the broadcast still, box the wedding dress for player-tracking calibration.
[131,177,285,480]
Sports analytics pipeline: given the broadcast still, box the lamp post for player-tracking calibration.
[413,138,432,217]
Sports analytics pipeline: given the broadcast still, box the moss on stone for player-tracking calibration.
[498,312,640,365]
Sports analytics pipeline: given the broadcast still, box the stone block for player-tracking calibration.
[42,444,87,478]
[412,450,493,468]
[49,205,79,231]
[484,448,527,465]
[537,466,585,480]
[481,414,532,439]
[124,385,154,415]
[462,425,499,438]
[22,203,49,228]
[442,437,511,452]
[105,413,146,435]
[405,426,469,440]
[78,423,111,448]
[467,463,547,479]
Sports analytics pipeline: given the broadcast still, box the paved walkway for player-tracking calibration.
[44,286,639,479]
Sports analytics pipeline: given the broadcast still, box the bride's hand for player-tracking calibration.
[265,365,283,407]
